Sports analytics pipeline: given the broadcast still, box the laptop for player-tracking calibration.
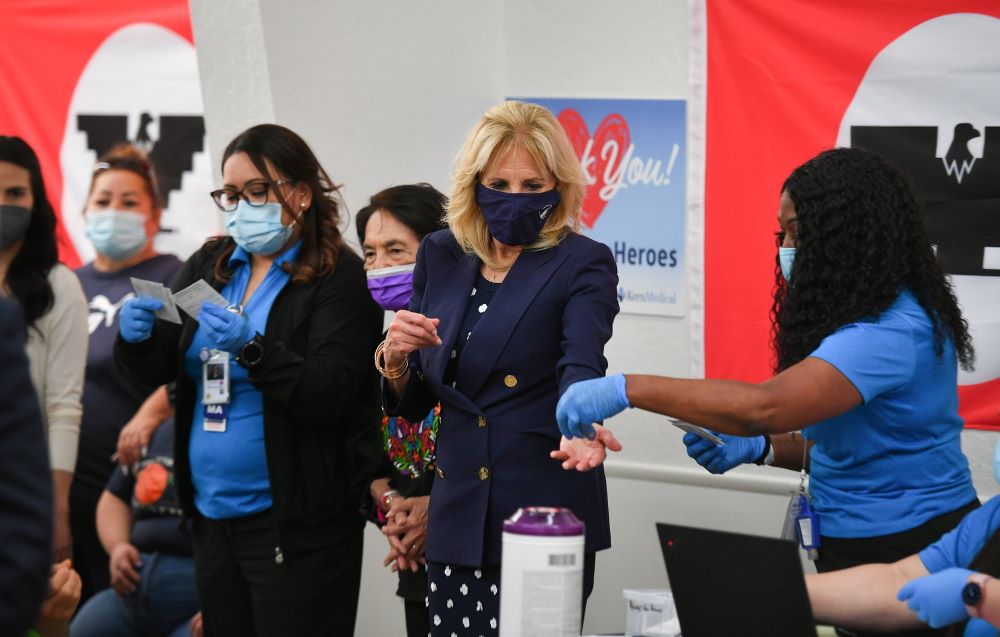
[656,523,817,637]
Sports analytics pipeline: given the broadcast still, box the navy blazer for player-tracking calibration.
[387,229,619,567]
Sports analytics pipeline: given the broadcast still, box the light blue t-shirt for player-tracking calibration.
[921,496,1000,574]
[920,497,1000,637]
[803,289,976,538]
[186,241,300,520]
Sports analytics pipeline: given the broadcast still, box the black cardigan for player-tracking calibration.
[115,238,387,555]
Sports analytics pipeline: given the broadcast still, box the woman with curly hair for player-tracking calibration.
[557,147,977,637]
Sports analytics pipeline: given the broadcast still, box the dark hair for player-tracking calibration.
[771,147,974,372]
[87,143,163,209]
[355,183,448,244]
[214,124,344,284]
[0,136,58,329]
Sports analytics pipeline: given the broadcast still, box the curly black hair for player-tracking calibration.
[771,147,974,372]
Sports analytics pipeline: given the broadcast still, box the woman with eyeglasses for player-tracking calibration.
[115,124,384,636]
[70,143,182,604]
[0,136,88,566]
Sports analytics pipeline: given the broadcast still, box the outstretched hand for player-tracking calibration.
[550,425,623,471]
[683,431,765,474]
[556,375,630,439]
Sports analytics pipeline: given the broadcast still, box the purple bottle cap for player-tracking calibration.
[503,507,584,536]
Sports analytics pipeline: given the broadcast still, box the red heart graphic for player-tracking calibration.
[557,108,631,229]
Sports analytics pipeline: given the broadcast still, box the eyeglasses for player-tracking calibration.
[210,179,295,213]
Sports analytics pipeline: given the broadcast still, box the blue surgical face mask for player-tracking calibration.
[226,200,294,255]
[779,247,796,281]
[85,209,148,261]
[474,183,560,246]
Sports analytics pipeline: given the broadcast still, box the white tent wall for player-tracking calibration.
[188,1,1000,633]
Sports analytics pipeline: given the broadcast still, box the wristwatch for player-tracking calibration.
[963,573,991,618]
[236,333,265,369]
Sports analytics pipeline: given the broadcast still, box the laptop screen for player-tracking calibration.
[656,523,817,637]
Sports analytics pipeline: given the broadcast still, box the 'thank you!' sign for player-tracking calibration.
[520,98,687,317]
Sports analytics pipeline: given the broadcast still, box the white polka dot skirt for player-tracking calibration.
[426,562,500,636]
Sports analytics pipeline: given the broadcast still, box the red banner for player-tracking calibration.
[699,1,1000,428]
[0,0,207,267]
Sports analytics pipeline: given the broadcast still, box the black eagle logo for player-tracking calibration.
[77,113,205,232]
[851,123,1000,277]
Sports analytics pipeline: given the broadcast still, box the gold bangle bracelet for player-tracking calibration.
[374,341,409,379]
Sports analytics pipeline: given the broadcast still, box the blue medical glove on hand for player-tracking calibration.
[683,431,765,474]
[198,302,254,355]
[556,374,630,440]
[966,618,997,637]
[897,568,973,628]
[119,297,163,343]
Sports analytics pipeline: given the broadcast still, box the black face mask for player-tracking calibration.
[0,205,31,252]
[475,183,561,246]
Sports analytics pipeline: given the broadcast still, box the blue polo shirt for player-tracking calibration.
[186,241,300,520]
[921,496,1000,574]
[920,497,1000,637]
[803,289,976,538]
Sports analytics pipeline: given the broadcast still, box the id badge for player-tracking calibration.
[203,403,228,433]
[794,493,821,560]
[202,349,230,405]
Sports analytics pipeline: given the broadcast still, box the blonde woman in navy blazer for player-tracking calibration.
[378,101,622,636]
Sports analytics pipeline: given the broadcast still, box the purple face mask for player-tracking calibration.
[366,264,416,311]
[475,183,560,246]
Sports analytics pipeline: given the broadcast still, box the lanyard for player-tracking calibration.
[781,433,821,560]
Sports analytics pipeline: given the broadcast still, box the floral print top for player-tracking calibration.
[381,403,439,478]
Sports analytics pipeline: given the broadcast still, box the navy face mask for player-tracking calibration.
[474,183,560,246]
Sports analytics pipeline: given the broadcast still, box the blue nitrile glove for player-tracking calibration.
[198,302,255,355]
[897,568,974,628]
[119,297,163,343]
[965,618,997,637]
[556,374,630,440]
[683,431,765,474]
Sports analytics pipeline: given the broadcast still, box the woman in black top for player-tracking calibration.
[358,183,447,637]
[115,124,385,636]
